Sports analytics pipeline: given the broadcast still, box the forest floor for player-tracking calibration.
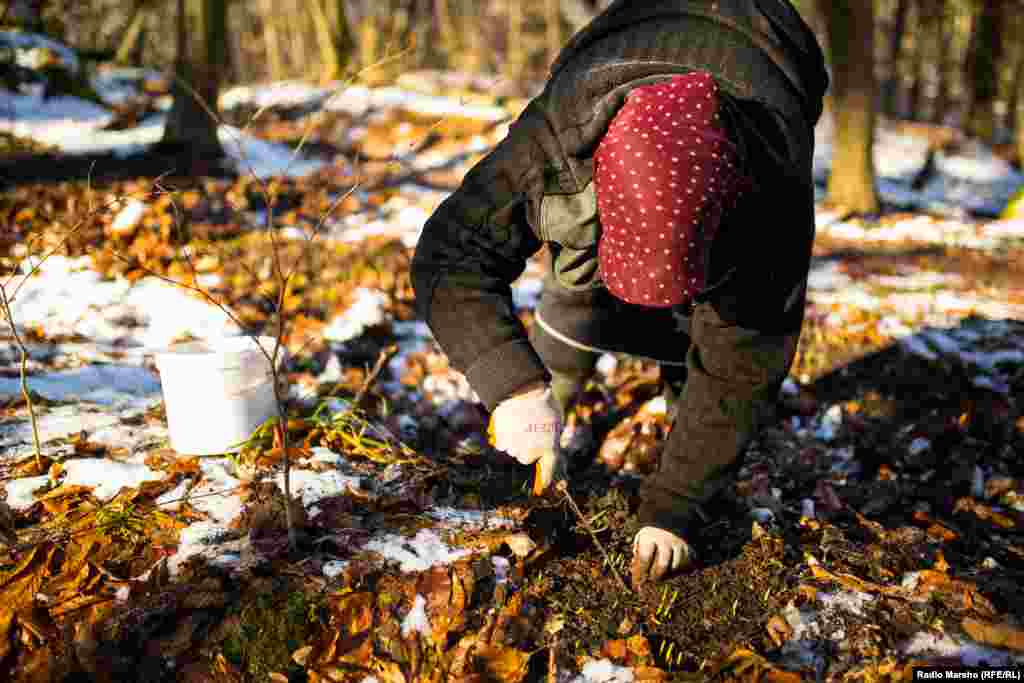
[2,55,1024,683]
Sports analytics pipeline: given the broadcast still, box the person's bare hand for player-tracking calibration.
[631,526,692,586]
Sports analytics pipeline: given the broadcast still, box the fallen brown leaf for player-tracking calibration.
[961,618,1024,652]
[602,639,627,661]
[474,643,530,683]
[954,497,1016,529]
[766,614,793,648]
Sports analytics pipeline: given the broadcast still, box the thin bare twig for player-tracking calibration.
[352,343,398,410]
[0,284,42,472]
[556,480,630,592]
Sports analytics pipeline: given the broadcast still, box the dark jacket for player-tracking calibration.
[411,0,828,535]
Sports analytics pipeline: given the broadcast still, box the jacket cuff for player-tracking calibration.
[465,339,551,411]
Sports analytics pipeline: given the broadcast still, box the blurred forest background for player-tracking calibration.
[3,0,1024,214]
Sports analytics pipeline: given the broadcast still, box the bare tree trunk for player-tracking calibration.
[964,0,1006,142]
[505,0,525,80]
[411,0,431,68]
[311,0,344,82]
[822,0,880,215]
[559,0,597,33]
[114,2,150,66]
[932,0,952,124]
[880,0,910,118]
[546,0,562,68]
[907,0,938,122]
[1013,51,1024,166]
[260,0,285,80]
[161,0,227,164]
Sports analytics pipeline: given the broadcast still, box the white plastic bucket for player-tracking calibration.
[154,336,286,455]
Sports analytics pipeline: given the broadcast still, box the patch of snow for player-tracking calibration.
[156,478,193,511]
[363,528,472,573]
[816,212,1024,250]
[571,660,635,683]
[2,105,324,177]
[426,507,516,529]
[643,396,667,416]
[308,447,343,466]
[3,475,50,511]
[90,66,164,107]
[901,335,939,361]
[324,85,508,121]
[422,370,478,405]
[814,405,843,442]
[595,353,618,377]
[0,30,80,73]
[392,320,432,339]
[335,202,434,249]
[806,262,851,292]
[166,521,254,577]
[59,458,164,501]
[322,288,389,342]
[0,91,113,142]
[274,468,362,508]
[189,458,244,526]
[984,219,1024,239]
[492,556,511,584]
[323,560,349,579]
[908,437,931,456]
[901,631,1019,667]
[818,590,875,617]
[110,199,146,235]
[0,365,160,408]
[0,408,119,453]
[219,124,325,179]
[401,594,431,637]
[5,254,239,350]
[220,80,333,111]
[935,143,1018,184]
[972,466,986,499]
[874,271,965,291]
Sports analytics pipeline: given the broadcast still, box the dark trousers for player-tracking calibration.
[527,212,810,537]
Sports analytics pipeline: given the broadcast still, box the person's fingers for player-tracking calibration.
[650,542,671,581]
[670,542,685,571]
[631,538,655,587]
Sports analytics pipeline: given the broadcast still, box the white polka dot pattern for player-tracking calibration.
[593,71,748,307]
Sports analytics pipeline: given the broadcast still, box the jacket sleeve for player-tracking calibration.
[411,94,567,411]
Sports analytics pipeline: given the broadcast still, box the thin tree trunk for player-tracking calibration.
[114,2,150,66]
[411,0,431,69]
[559,0,597,33]
[505,0,524,80]
[880,0,911,118]
[964,0,1005,142]
[546,0,562,68]
[311,0,343,82]
[907,0,936,121]
[1013,51,1024,167]
[459,0,482,74]
[260,0,285,81]
[822,0,879,215]
[161,0,226,163]
[435,0,459,71]
[932,0,952,124]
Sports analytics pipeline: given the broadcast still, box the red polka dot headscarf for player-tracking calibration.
[594,71,750,308]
